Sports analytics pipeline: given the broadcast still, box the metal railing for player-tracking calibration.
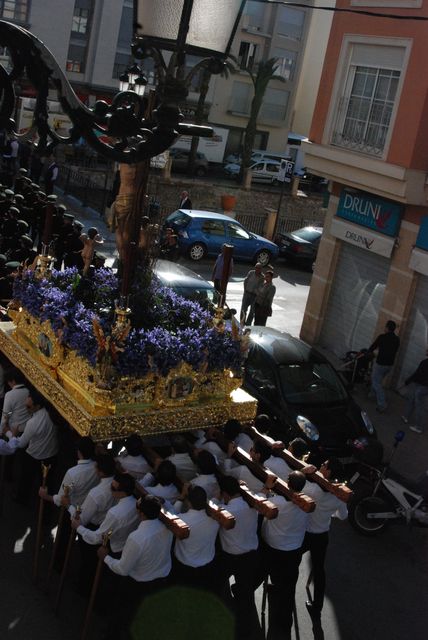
[235,212,267,235]
[57,167,112,214]
[276,216,323,236]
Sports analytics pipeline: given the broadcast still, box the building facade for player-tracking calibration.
[300,0,428,384]
[0,1,334,162]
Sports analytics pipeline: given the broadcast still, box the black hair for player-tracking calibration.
[218,475,240,497]
[386,320,397,332]
[188,485,208,510]
[88,227,98,239]
[113,473,135,496]
[137,494,162,519]
[156,460,176,486]
[170,435,190,454]
[223,419,242,441]
[28,387,46,408]
[77,436,96,460]
[96,454,116,477]
[125,434,144,457]
[5,367,26,385]
[324,457,344,482]
[289,438,309,460]
[252,439,271,464]
[254,414,272,433]
[288,471,306,492]
[196,450,217,475]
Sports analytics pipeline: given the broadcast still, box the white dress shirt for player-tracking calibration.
[54,459,98,507]
[14,407,58,459]
[262,495,308,551]
[77,495,139,553]
[174,508,219,567]
[105,519,173,582]
[265,455,292,482]
[192,473,220,500]
[199,441,227,466]
[235,432,253,454]
[139,474,180,502]
[223,462,264,493]
[167,452,198,481]
[306,488,348,534]
[116,453,151,479]
[219,496,258,555]
[1,385,30,432]
[69,476,116,526]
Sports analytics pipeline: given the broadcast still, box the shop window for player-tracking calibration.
[66,43,86,73]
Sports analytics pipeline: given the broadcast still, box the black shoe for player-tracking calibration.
[306,601,321,618]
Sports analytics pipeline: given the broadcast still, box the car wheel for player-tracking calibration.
[195,167,207,177]
[188,242,207,261]
[255,249,271,266]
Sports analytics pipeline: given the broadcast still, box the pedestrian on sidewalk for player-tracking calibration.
[401,348,428,434]
[179,190,192,210]
[254,270,276,327]
[240,262,264,325]
[368,320,400,412]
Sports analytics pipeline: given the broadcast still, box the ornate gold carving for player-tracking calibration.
[0,321,257,441]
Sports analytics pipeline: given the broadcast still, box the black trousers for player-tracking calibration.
[254,304,269,327]
[303,530,329,612]
[15,452,57,506]
[219,549,260,639]
[265,544,303,639]
[172,556,219,592]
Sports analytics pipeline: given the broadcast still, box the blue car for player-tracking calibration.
[163,209,279,265]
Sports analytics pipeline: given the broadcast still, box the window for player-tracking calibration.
[66,44,86,73]
[260,88,289,121]
[229,81,252,115]
[113,52,130,79]
[202,221,225,236]
[244,1,265,29]
[228,223,250,240]
[72,8,89,34]
[238,42,258,71]
[117,5,133,49]
[330,40,408,156]
[277,7,305,41]
[271,47,297,81]
[246,348,277,401]
[0,0,28,22]
[333,66,400,155]
[266,163,279,173]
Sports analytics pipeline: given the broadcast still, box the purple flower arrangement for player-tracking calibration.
[13,268,242,377]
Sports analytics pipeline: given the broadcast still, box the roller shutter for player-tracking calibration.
[397,274,428,385]
[319,243,390,358]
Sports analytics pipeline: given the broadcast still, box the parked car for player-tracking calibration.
[276,226,322,268]
[243,327,377,462]
[296,169,328,193]
[224,159,284,185]
[163,209,279,265]
[170,148,209,176]
[154,259,219,309]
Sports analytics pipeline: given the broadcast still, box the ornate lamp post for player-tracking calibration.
[0,0,245,163]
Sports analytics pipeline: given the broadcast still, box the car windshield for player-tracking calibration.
[173,286,219,309]
[279,362,348,405]
[291,228,321,242]
[166,211,191,227]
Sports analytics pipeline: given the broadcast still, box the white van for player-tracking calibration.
[224,159,285,184]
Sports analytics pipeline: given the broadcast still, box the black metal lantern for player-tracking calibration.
[0,0,246,164]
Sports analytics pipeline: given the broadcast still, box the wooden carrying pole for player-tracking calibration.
[32,463,51,583]
[54,505,81,613]
[80,530,112,640]
[45,483,72,590]
[207,430,316,513]
[247,427,353,503]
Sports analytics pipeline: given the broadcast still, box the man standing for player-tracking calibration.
[401,348,428,434]
[254,271,276,326]
[1,368,30,435]
[44,155,59,196]
[369,320,400,412]
[303,458,348,619]
[179,190,192,210]
[241,263,264,325]
[261,471,309,640]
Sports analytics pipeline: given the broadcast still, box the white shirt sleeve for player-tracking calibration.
[53,469,73,507]
[15,422,35,449]
[52,166,59,181]
[0,437,19,455]
[139,473,155,488]
[78,492,98,527]
[104,536,139,576]
[1,393,13,427]
[333,501,348,521]
[77,510,116,546]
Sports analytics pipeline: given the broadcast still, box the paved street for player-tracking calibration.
[0,193,426,640]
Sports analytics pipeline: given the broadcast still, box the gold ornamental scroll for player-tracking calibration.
[0,322,257,442]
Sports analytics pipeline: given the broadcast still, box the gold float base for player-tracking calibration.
[0,322,257,441]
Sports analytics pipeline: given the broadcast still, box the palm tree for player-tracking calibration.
[240,58,285,187]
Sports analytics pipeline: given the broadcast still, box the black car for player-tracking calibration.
[243,327,377,462]
[276,226,322,268]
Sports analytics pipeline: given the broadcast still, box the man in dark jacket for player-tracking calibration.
[401,349,428,434]
[368,320,400,412]
[179,190,192,210]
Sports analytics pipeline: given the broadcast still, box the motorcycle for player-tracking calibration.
[348,431,428,535]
